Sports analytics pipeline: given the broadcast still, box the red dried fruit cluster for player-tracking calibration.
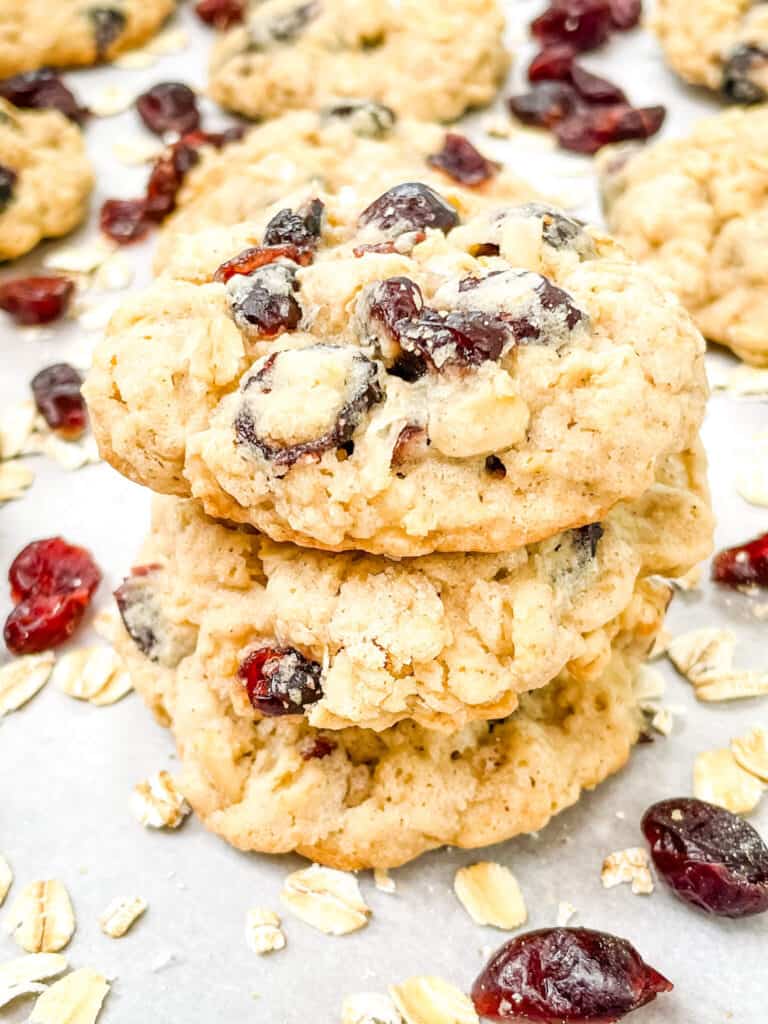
[136,82,201,137]
[472,927,672,1022]
[31,364,87,439]
[427,133,500,187]
[511,0,663,154]
[101,127,243,244]
[0,69,87,123]
[0,276,74,326]
[238,645,324,716]
[4,538,101,655]
[195,0,245,29]
[711,531,768,588]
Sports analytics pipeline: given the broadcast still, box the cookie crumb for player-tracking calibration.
[374,868,396,894]
[601,848,654,895]
[246,908,285,955]
[131,771,190,829]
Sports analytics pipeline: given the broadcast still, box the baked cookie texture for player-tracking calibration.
[652,0,768,101]
[113,462,709,732]
[599,106,768,366]
[85,197,708,557]
[118,593,665,868]
[156,109,538,268]
[207,0,510,123]
[0,98,93,260]
[0,0,176,76]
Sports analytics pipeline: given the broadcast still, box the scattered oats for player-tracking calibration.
[92,608,122,644]
[731,727,768,782]
[76,299,118,332]
[245,908,285,955]
[734,436,768,507]
[112,137,164,166]
[0,460,34,501]
[0,401,36,460]
[601,848,654,895]
[0,953,68,1009]
[711,364,768,397]
[0,856,11,906]
[666,628,768,702]
[556,901,577,927]
[342,992,403,1024]
[28,968,109,1024]
[112,48,157,69]
[634,664,666,701]
[454,862,527,930]
[6,881,75,953]
[53,647,122,702]
[650,706,674,737]
[694,748,765,814]
[513,127,557,150]
[481,113,514,139]
[0,653,55,717]
[99,896,146,938]
[38,432,100,471]
[44,239,115,274]
[146,26,190,54]
[93,253,135,292]
[90,666,133,707]
[281,865,371,936]
[672,564,703,591]
[87,84,136,117]
[374,868,396,894]
[390,977,478,1024]
[131,771,190,829]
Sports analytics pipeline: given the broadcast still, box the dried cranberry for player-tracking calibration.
[195,0,246,28]
[263,198,325,249]
[100,199,151,244]
[5,538,101,655]
[115,564,197,667]
[570,64,627,103]
[0,69,86,123]
[88,7,127,58]
[472,928,672,1022]
[0,164,16,212]
[642,798,768,917]
[514,202,590,251]
[213,244,310,284]
[301,736,337,760]
[325,100,396,138]
[609,0,642,29]
[722,45,768,103]
[358,276,424,350]
[358,182,459,239]
[226,263,302,337]
[528,45,577,81]
[391,423,428,467]
[136,82,201,136]
[31,364,87,439]
[509,81,579,129]
[399,309,512,369]
[238,646,323,716]
[0,276,74,326]
[532,0,614,52]
[427,133,499,187]
[485,454,507,478]
[555,104,665,154]
[575,522,604,558]
[712,531,768,588]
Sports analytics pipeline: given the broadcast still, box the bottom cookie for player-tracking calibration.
[119,606,666,870]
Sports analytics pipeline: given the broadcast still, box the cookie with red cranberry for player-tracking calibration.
[599,106,768,366]
[110,450,709,731]
[652,0,768,101]
[86,195,707,557]
[156,109,537,270]
[0,1,176,75]
[118,603,664,869]
[0,98,93,260]
[207,0,510,123]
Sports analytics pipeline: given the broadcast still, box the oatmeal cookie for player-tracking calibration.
[0,1,176,76]
[118,609,664,869]
[599,106,768,365]
[207,0,510,123]
[156,109,537,269]
[112,457,708,731]
[0,98,93,260]
[652,0,768,101]
[86,198,708,557]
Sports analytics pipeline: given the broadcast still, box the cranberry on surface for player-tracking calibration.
[508,81,579,129]
[555,103,665,154]
[609,0,642,30]
[711,531,768,588]
[528,44,577,82]
[531,0,614,52]
[427,133,500,186]
[88,7,127,58]
[358,182,459,239]
[570,64,627,103]
[0,276,74,326]
[0,164,16,212]
[100,199,151,244]
[238,646,323,716]
[472,927,672,1023]
[0,69,86,123]
[195,0,246,28]
[642,798,768,917]
[31,364,87,439]
[136,82,201,136]
[5,538,101,655]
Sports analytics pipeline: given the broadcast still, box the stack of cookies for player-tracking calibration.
[84,107,713,870]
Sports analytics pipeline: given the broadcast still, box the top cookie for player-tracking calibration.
[0,98,93,260]
[86,193,707,557]
[653,0,768,101]
[0,0,175,76]
[157,109,537,268]
[599,106,768,366]
[207,0,510,122]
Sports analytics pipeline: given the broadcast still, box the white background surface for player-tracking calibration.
[1,2,767,1021]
